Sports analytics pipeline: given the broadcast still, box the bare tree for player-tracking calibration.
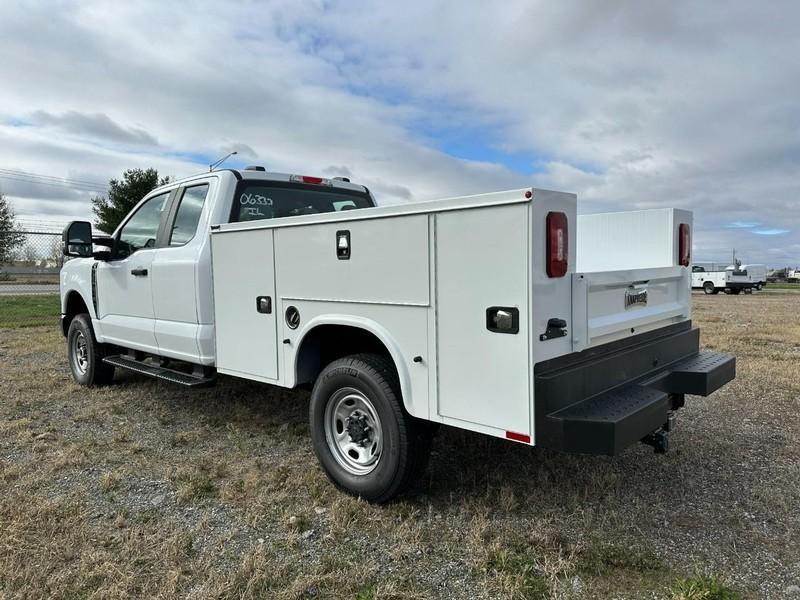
[48,236,65,268]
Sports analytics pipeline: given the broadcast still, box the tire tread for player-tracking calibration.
[310,352,431,503]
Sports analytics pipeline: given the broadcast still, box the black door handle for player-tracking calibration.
[256,296,272,314]
[130,268,148,277]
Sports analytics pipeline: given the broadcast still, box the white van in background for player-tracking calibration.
[740,264,767,290]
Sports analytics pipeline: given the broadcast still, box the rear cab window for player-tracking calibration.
[230,181,374,223]
[170,184,209,246]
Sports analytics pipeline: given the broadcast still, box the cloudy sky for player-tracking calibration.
[1,1,798,264]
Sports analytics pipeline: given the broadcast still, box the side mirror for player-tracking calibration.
[62,221,93,257]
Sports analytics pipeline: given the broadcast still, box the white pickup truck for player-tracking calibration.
[60,168,735,502]
[691,265,755,294]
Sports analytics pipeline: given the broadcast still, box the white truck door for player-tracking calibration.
[211,228,279,381]
[96,190,172,352]
[150,182,213,362]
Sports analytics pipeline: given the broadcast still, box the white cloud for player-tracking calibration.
[0,0,798,264]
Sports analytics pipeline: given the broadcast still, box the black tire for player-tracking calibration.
[309,353,430,503]
[731,288,742,295]
[711,289,720,295]
[67,314,115,386]
[755,283,763,291]
[703,282,715,295]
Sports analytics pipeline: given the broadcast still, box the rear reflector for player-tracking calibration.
[289,174,332,186]
[546,211,568,277]
[678,223,691,266]
[506,431,531,444]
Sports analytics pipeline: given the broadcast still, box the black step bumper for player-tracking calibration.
[534,322,735,455]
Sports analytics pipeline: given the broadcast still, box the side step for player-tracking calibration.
[644,351,736,396]
[103,355,215,387]
[548,384,670,455]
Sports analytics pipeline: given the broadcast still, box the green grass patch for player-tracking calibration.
[482,547,550,600]
[354,585,376,600]
[0,294,60,328]
[764,283,800,290]
[670,574,741,600]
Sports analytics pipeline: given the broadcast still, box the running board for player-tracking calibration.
[103,355,215,387]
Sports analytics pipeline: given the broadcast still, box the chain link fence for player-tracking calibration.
[0,230,64,328]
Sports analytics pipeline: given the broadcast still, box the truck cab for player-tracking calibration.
[61,169,375,366]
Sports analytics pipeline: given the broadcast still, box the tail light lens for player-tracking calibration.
[546,211,568,277]
[289,174,332,186]
[678,223,691,266]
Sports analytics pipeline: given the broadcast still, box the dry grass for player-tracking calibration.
[0,293,798,598]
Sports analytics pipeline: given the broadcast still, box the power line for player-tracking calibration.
[0,168,106,188]
[0,168,108,193]
[0,174,106,193]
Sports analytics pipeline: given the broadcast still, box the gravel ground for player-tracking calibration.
[1,292,799,599]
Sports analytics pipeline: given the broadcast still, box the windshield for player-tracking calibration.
[230,181,374,223]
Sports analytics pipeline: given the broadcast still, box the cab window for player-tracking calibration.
[231,181,373,223]
[170,184,209,246]
[116,192,170,258]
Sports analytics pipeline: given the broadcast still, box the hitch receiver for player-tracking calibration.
[641,414,676,454]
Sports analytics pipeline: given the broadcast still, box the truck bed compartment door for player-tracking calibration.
[211,229,278,381]
[434,205,530,434]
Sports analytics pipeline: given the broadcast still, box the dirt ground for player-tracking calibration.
[1,293,798,599]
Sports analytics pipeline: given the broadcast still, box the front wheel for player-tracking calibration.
[755,283,763,291]
[67,314,115,386]
[309,353,431,503]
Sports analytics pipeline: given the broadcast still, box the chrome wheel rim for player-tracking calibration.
[71,331,89,375]
[324,388,383,475]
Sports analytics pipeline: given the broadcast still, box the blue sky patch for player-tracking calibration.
[726,221,761,229]
[753,228,789,235]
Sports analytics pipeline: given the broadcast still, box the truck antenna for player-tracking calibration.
[209,151,238,172]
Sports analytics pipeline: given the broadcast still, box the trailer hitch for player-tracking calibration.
[641,414,676,454]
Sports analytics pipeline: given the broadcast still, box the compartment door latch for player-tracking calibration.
[540,318,567,341]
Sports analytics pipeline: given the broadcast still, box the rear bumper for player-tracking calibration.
[534,321,735,455]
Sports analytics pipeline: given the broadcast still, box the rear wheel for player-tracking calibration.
[67,314,115,386]
[703,282,715,295]
[309,353,431,503]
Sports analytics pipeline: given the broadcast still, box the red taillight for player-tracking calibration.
[678,223,691,266]
[546,211,568,277]
[289,174,332,186]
